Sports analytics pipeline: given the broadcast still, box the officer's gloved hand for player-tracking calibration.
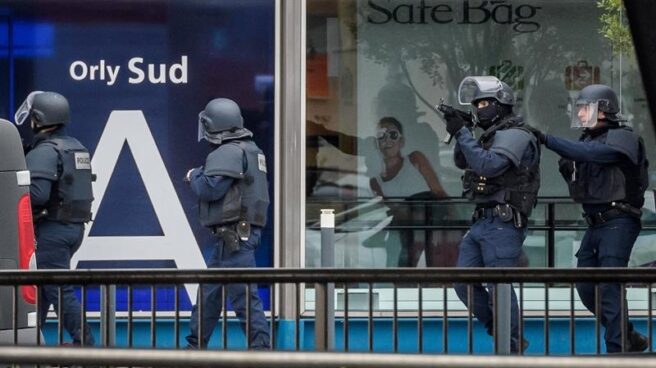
[558,158,574,180]
[526,125,547,145]
[183,168,199,183]
[444,112,465,136]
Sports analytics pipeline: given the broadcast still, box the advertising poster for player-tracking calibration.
[0,0,275,311]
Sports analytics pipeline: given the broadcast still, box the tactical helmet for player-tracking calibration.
[576,84,620,115]
[30,92,70,127]
[199,98,244,134]
[472,81,515,106]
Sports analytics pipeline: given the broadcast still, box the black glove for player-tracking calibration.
[444,112,465,136]
[526,125,547,145]
[558,158,574,181]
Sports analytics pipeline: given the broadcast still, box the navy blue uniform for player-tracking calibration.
[185,167,270,349]
[453,123,539,352]
[27,129,95,345]
[545,130,646,353]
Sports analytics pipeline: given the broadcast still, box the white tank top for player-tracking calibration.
[375,157,430,197]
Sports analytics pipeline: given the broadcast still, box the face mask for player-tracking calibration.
[476,104,498,129]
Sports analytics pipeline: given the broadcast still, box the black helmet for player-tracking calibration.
[576,84,620,115]
[198,98,252,145]
[472,81,515,106]
[30,92,70,128]
[199,98,244,134]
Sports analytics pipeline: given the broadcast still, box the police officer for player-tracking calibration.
[17,91,95,345]
[442,76,540,353]
[185,98,270,349]
[531,84,649,353]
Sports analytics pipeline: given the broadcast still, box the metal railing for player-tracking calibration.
[2,268,656,358]
[1,345,655,368]
[306,197,656,267]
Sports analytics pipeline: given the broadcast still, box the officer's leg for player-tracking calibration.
[596,218,640,353]
[454,224,493,330]
[575,228,599,316]
[223,232,270,349]
[478,218,525,349]
[186,240,225,348]
[36,223,93,345]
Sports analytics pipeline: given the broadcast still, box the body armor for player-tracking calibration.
[564,126,648,209]
[462,119,541,217]
[27,135,93,223]
[199,140,269,228]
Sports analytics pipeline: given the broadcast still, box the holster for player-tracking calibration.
[213,226,240,253]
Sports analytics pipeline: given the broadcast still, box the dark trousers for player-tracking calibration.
[186,228,270,349]
[576,216,641,353]
[35,220,94,345]
[454,215,526,351]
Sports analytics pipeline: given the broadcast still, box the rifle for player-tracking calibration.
[436,99,473,144]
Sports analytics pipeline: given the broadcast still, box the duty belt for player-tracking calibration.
[472,203,526,228]
[583,208,634,226]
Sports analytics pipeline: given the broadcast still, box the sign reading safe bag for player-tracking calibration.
[2,1,275,313]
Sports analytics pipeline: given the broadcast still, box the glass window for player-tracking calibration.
[305,0,656,274]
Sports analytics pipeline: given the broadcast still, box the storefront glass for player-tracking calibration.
[305,0,656,272]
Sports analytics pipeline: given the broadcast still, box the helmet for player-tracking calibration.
[472,81,514,106]
[458,76,515,106]
[15,91,70,128]
[30,92,70,127]
[198,98,252,145]
[571,84,621,129]
[576,84,619,114]
[199,98,244,134]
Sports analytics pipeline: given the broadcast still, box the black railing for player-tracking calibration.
[1,268,656,356]
[306,197,656,267]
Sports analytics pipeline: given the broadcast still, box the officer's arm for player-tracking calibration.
[453,141,468,169]
[545,135,625,164]
[454,128,512,177]
[25,145,59,208]
[189,170,234,201]
[30,178,53,207]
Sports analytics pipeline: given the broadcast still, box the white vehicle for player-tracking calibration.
[0,119,38,345]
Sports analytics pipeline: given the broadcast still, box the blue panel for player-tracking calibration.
[89,144,164,237]
[0,21,53,57]
[1,1,276,313]
[43,317,656,353]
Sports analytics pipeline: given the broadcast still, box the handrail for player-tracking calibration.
[0,346,652,368]
[2,267,656,285]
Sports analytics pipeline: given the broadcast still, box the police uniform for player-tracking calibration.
[186,98,270,349]
[452,118,540,352]
[442,77,539,353]
[27,129,95,345]
[545,126,648,353]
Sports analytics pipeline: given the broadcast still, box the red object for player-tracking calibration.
[565,60,600,90]
[17,193,37,304]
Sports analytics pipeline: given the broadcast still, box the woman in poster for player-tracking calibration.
[369,117,457,267]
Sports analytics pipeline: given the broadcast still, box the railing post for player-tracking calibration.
[496,284,512,355]
[315,209,335,351]
[100,285,116,347]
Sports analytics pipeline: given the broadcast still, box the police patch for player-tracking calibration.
[75,152,92,170]
[258,153,267,173]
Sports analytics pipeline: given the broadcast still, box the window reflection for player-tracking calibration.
[305,0,656,272]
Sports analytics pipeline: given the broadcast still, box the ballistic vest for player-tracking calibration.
[30,135,93,223]
[462,118,541,217]
[199,140,270,228]
[566,126,648,208]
